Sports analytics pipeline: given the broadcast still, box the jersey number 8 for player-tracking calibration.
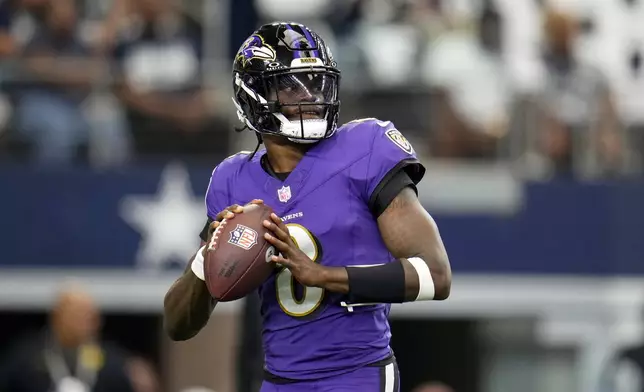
[275,224,324,317]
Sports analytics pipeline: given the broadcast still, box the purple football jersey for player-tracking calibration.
[204,118,424,380]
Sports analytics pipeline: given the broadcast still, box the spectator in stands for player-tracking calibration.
[0,0,51,58]
[0,282,135,392]
[15,0,94,166]
[536,9,624,179]
[95,0,132,55]
[111,0,229,161]
[14,0,129,167]
[0,0,49,155]
[423,2,509,159]
[0,0,17,58]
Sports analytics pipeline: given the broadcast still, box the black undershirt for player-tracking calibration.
[199,155,422,241]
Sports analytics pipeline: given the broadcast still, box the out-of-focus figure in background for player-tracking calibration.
[11,0,130,167]
[0,283,136,392]
[111,0,228,161]
[423,1,510,160]
[533,9,625,179]
[0,0,57,161]
[0,0,50,58]
[0,0,20,58]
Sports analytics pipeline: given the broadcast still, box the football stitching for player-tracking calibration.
[208,218,227,251]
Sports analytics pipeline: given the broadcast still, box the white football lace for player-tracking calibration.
[209,219,227,251]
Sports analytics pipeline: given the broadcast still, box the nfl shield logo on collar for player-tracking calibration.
[278,185,291,203]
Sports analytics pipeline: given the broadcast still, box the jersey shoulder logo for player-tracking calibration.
[228,224,258,250]
[385,128,413,154]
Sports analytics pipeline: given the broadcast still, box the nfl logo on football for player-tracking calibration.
[228,224,258,250]
[277,185,291,203]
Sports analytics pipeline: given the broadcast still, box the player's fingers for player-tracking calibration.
[224,205,242,218]
[264,232,291,254]
[207,221,220,238]
[262,219,290,242]
[264,232,289,251]
[249,199,264,205]
[269,213,290,235]
[270,254,290,267]
[216,204,240,221]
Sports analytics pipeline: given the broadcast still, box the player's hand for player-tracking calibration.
[204,199,264,255]
[262,213,325,288]
[211,199,263,227]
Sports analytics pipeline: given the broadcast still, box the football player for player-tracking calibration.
[163,22,452,392]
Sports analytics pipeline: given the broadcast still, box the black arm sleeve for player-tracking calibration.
[346,260,407,304]
[199,217,214,242]
[368,161,422,218]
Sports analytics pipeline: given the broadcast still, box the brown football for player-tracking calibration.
[204,203,276,301]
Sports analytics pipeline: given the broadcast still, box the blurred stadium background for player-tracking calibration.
[1,0,644,391]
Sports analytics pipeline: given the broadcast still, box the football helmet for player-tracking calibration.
[232,22,341,143]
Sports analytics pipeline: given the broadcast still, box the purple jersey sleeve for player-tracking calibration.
[362,120,425,202]
[203,151,252,221]
[204,165,229,220]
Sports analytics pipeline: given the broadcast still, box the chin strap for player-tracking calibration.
[232,123,263,162]
[248,132,263,161]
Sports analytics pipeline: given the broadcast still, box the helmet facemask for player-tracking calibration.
[233,66,340,143]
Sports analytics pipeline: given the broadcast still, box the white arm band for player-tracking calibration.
[407,257,435,301]
[191,246,207,281]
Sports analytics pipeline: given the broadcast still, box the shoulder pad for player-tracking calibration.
[204,151,252,219]
[216,150,252,171]
[337,117,414,155]
[341,117,392,131]
[222,150,252,162]
[207,151,253,192]
[339,117,423,196]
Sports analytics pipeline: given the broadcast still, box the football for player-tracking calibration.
[204,203,277,301]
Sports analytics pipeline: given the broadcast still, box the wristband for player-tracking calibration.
[191,246,207,281]
[406,257,435,301]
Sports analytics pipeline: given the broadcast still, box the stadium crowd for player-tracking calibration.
[0,0,642,180]
[2,1,644,391]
